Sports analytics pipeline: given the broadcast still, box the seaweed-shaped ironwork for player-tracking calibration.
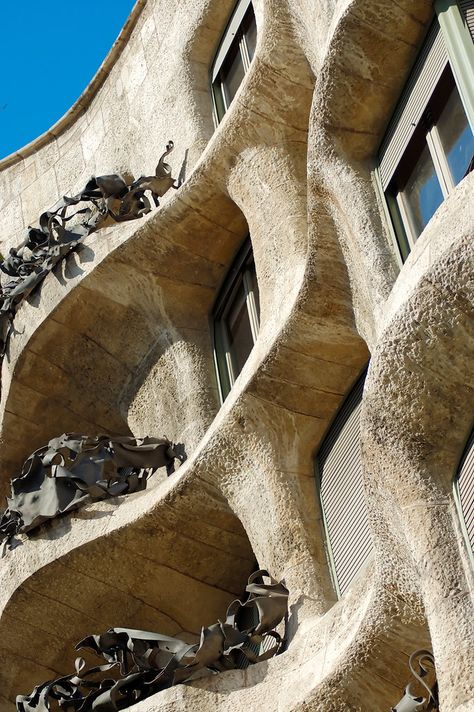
[0,432,181,554]
[16,570,288,711]
[0,141,178,356]
[391,649,438,711]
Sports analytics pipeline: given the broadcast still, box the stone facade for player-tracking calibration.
[0,0,473,710]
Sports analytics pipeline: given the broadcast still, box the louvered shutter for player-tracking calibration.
[317,373,373,597]
[459,0,474,40]
[378,21,449,189]
[456,431,474,553]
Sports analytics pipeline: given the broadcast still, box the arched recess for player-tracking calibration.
[361,232,474,711]
[0,174,248,497]
[0,462,257,710]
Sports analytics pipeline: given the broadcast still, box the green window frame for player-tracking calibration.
[212,237,260,402]
[375,0,474,264]
[210,0,257,125]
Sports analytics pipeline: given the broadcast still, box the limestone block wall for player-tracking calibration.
[0,0,472,710]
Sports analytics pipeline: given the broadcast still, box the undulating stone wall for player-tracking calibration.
[0,0,472,710]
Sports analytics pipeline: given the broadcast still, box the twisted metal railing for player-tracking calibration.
[391,649,438,711]
[16,570,289,711]
[0,432,183,555]
[0,141,178,357]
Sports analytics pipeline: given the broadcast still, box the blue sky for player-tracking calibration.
[0,1,135,160]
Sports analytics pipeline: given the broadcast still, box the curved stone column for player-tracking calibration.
[362,227,474,710]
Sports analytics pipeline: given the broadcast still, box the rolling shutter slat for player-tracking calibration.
[322,458,362,511]
[328,498,372,550]
[457,432,474,552]
[324,484,367,534]
[459,0,474,40]
[318,373,373,597]
[378,21,449,189]
[337,539,374,592]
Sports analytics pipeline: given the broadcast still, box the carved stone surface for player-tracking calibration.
[0,0,473,710]
[16,570,288,712]
[0,433,180,554]
[0,142,177,357]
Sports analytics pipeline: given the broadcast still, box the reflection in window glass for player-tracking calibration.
[437,86,474,186]
[214,240,260,400]
[401,144,444,239]
[248,261,260,319]
[226,281,254,378]
[222,45,246,108]
[378,32,474,262]
[245,14,257,60]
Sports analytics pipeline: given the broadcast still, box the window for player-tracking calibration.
[315,371,373,597]
[213,238,260,401]
[454,430,474,560]
[211,0,256,124]
[377,1,474,262]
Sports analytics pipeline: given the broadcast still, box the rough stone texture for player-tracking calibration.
[0,0,473,710]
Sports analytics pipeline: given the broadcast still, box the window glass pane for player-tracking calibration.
[400,143,444,239]
[221,44,245,108]
[386,192,411,263]
[247,260,260,320]
[437,86,474,186]
[212,82,226,122]
[225,281,254,379]
[244,12,257,61]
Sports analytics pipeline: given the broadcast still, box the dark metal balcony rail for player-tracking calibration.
[16,570,289,712]
[391,649,438,711]
[0,141,179,359]
[0,432,184,555]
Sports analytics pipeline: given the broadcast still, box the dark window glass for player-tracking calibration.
[213,84,226,123]
[247,260,260,319]
[379,30,474,262]
[400,144,444,238]
[213,239,260,400]
[221,44,246,108]
[244,12,257,60]
[212,2,256,123]
[225,280,254,377]
[437,85,474,185]
[382,61,473,257]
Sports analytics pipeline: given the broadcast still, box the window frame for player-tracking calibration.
[210,0,256,125]
[212,237,260,402]
[375,0,474,265]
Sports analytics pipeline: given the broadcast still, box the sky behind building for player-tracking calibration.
[0,0,135,160]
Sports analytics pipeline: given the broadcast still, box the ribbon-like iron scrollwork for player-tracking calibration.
[0,432,183,555]
[16,570,289,711]
[391,649,438,711]
[0,142,178,357]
